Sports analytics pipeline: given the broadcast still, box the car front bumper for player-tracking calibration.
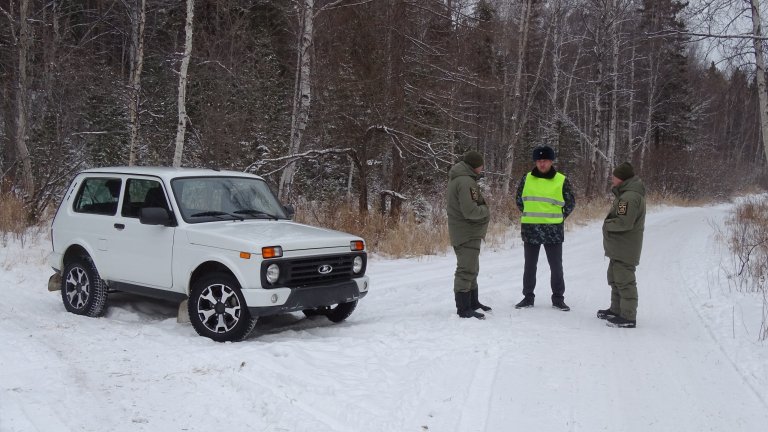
[242,276,369,317]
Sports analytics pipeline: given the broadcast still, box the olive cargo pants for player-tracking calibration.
[607,259,638,320]
[453,239,481,293]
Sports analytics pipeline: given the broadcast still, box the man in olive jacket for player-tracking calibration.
[447,151,490,319]
[599,162,646,328]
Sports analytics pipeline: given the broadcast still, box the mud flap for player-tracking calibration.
[177,299,190,323]
[48,273,61,292]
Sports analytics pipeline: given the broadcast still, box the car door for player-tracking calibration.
[108,176,175,288]
[67,176,124,279]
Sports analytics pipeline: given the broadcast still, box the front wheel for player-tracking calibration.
[188,273,256,342]
[302,299,358,323]
[61,256,108,317]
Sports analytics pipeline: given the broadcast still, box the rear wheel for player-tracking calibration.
[61,256,108,317]
[302,300,357,323]
[188,273,256,342]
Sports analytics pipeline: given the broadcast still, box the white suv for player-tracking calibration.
[48,167,370,342]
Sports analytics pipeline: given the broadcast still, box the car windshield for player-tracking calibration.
[171,176,287,223]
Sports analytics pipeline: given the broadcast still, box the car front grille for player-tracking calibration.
[261,253,366,288]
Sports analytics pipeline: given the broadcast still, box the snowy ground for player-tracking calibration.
[1,201,767,432]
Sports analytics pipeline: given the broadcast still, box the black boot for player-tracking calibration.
[515,295,534,309]
[470,290,492,312]
[606,315,636,328]
[596,308,620,320]
[455,292,485,319]
[552,299,570,311]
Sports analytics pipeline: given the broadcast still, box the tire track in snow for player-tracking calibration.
[453,346,500,432]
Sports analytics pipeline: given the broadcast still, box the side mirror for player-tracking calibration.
[283,204,295,220]
[140,207,173,226]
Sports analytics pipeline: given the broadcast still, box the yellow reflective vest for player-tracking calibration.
[521,172,566,224]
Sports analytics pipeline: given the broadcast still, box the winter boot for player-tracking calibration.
[470,290,492,312]
[515,295,534,309]
[606,315,636,328]
[455,292,485,320]
[552,299,570,311]
[596,308,620,320]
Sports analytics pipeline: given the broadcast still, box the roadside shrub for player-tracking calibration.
[719,197,768,340]
[293,194,518,258]
[0,192,28,245]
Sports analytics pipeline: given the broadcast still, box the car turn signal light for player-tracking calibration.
[262,246,283,259]
[350,240,365,251]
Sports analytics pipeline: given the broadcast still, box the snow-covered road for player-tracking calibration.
[1,202,767,431]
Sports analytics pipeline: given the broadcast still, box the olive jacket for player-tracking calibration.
[603,176,646,265]
[447,161,490,247]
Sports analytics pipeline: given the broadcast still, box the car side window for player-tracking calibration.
[73,178,122,215]
[121,179,169,218]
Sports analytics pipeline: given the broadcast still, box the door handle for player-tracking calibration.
[114,223,125,230]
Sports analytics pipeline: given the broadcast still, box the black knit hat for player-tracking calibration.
[463,150,484,169]
[532,146,555,161]
[612,162,635,181]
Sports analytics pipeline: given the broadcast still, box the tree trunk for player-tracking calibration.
[15,0,34,200]
[588,23,604,197]
[128,0,146,166]
[279,0,314,200]
[173,0,195,168]
[605,0,620,192]
[640,56,657,173]
[750,0,768,164]
[501,0,533,194]
[386,0,407,219]
[627,43,637,156]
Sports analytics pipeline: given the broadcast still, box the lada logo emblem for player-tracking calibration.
[318,264,333,274]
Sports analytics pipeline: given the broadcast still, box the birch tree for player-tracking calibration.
[127,0,147,166]
[173,0,195,168]
[749,0,768,164]
[279,0,314,200]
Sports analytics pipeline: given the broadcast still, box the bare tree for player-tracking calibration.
[13,0,34,201]
[685,0,768,164]
[128,0,147,166]
[279,0,315,200]
[749,0,768,164]
[173,0,195,168]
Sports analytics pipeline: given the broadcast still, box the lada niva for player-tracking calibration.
[48,167,369,342]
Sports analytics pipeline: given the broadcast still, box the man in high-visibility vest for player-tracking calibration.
[514,146,576,311]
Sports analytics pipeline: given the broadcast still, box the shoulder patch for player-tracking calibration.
[470,187,479,202]
[617,201,628,215]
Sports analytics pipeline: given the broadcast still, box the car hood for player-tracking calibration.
[184,220,361,253]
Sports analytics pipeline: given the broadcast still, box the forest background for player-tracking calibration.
[1,0,767,253]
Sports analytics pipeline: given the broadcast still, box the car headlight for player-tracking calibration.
[266,263,280,284]
[352,256,363,274]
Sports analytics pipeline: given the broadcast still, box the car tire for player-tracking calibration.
[61,256,109,317]
[303,300,358,323]
[188,273,256,342]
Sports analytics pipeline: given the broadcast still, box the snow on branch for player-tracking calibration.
[364,124,455,170]
[646,30,768,41]
[246,148,354,177]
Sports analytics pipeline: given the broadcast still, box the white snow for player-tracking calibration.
[1,202,767,432]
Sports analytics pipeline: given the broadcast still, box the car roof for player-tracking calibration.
[78,166,264,181]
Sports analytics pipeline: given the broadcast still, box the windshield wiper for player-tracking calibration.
[189,211,245,221]
[233,209,280,220]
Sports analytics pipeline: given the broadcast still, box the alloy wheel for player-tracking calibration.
[196,283,242,333]
[64,266,90,309]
